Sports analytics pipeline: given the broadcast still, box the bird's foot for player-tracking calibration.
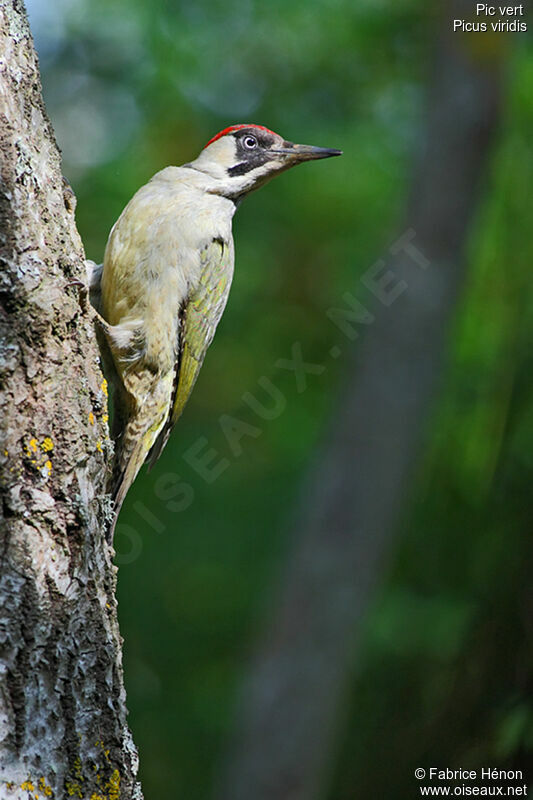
[66,277,90,311]
[67,277,111,334]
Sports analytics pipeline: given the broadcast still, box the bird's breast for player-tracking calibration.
[101,175,235,374]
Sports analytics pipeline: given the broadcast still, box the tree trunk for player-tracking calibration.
[215,7,506,800]
[0,2,141,798]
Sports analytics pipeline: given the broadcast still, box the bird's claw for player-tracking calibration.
[66,277,91,311]
[65,277,110,334]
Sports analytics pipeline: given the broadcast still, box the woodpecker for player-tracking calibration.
[94,124,341,527]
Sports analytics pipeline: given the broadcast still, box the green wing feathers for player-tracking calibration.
[146,238,233,468]
[109,238,232,518]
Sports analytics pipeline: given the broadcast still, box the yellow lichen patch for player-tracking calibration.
[38,777,53,797]
[88,412,95,425]
[20,781,34,792]
[106,770,120,800]
[96,441,103,453]
[96,740,111,763]
[3,450,8,457]
[102,414,109,424]
[101,379,108,397]
[60,743,121,800]
[23,436,54,479]
[65,757,84,798]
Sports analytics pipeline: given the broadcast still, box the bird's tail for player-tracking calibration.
[109,413,167,535]
[107,376,173,538]
[111,428,149,519]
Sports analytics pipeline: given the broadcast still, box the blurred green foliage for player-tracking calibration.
[28,0,533,796]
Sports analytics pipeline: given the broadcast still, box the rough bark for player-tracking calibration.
[215,7,506,800]
[0,2,141,798]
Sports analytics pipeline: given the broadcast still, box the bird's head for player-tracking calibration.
[188,124,342,199]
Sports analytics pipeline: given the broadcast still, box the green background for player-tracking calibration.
[28,0,533,796]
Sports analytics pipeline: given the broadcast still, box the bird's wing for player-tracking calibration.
[147,237,234,468]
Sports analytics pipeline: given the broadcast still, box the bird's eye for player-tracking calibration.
[243,135,257,149]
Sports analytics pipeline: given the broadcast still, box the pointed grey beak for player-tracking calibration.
[272,142,343,162]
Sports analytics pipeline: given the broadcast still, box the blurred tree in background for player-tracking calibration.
[26,0,533,797]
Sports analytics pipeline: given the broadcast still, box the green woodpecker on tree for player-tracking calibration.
[87,124,341,530]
